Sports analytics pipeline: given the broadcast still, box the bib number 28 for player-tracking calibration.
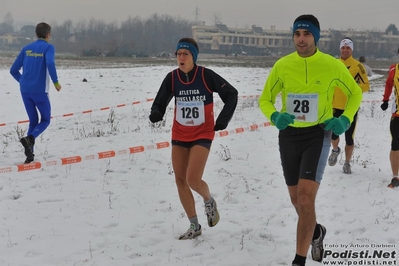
[286,93,318,122]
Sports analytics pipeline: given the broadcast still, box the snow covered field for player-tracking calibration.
[0,61,397,266]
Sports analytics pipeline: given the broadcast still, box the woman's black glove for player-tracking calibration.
[149,111,163,123]
[214,122,227,131]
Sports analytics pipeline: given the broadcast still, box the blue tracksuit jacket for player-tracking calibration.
[10,39,59,93]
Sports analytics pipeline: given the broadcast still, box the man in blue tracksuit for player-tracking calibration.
[10,22,62,163]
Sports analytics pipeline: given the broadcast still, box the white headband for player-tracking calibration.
[340,38,354,51]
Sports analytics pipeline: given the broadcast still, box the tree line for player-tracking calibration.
[1,13,194,57]
[1,12,398,58]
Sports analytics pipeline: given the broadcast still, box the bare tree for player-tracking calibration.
[8,14,193,56]
[211,12,222,25]
[0,12,14,34]
[3,12,14,26]
[385,24,398,35]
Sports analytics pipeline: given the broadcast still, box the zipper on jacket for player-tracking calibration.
[305,60,308,84]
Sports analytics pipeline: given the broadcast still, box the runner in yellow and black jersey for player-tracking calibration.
[328,37,370,174]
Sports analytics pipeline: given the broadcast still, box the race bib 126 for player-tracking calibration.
[176,101,205,126]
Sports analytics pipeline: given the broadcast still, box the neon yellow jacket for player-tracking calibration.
[259,49,363,128]
[333,56,370,110]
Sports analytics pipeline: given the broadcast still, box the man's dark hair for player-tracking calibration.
[36,22,51,39]
[293,14,320,30]
[177,38,199,52]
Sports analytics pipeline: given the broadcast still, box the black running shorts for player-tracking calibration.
[390,116,399,151]
[279,125,331,186]
[171,139,212,150]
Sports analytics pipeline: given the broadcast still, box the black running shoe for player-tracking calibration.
[20,136,34,162]
[24,154,35,164]
[388,177,399,188]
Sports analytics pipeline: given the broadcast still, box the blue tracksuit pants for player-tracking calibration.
[21,92,51,141]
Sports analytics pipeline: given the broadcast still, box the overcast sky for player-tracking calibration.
[2,0,398,32]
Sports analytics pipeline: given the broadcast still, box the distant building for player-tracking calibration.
[192,23,399,58]
[0,33,31,50]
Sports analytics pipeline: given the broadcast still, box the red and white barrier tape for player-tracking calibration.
[0,121,271,174]
[0,95,381,128]
[0,98,155,127]
[0,141,169,174]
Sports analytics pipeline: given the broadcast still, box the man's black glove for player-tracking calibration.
[381,100,388,111]
[149,111,162,123]
[214,122,227,131]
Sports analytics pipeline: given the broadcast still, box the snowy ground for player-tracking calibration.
[0,61,397,266]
